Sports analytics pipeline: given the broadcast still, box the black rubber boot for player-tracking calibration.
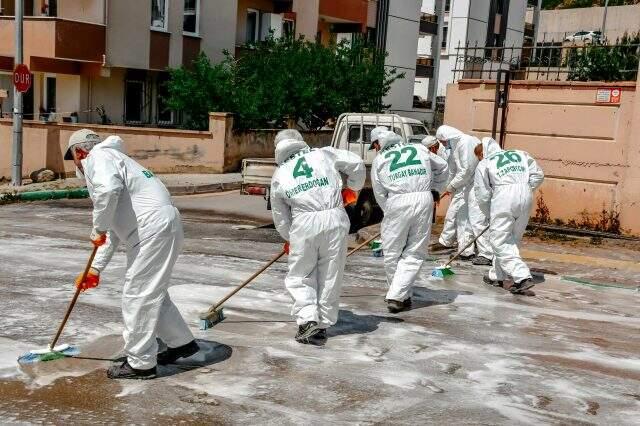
[430,242,455,252]
[386,298,411,313]
[458,254,475,261]
[107,361,157,380]
[472,256,492,266]
[483,275,504,287]
[295,321,320,344]
[510,278,535,294]
[309,328,328,345]
[157,340,200,365]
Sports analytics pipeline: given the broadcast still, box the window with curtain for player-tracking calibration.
[151,0,168,30]
[183,0,198,34]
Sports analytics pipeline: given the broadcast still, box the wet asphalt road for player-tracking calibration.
[0,192,639,424]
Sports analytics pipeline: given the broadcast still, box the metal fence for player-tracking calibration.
[452,38,640,82]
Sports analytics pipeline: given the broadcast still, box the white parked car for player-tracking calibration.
[564,30,602,44]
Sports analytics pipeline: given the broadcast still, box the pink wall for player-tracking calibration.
[444,79,640,235]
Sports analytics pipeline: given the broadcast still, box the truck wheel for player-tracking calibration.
[348,191,374,233]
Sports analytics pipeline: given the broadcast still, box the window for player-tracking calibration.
[246,9,259,43]
[125,80,144,123]
[44,76,56,113]
[282,18,295,38]
[441,25,448,49]
[411,125,428,137]
[156,74,175,125]
[151,0,168,31]
[348,125,401,143]
[183,0,199,34]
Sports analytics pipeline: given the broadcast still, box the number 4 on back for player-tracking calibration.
[293,157,314,179]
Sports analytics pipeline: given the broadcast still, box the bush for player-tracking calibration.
[567,33,640,82]
[165,35,402,130]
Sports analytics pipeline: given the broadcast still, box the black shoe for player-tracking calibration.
[107,361,157,380]
[157,340,200,365]
[430,242,454,252]
[483,275,504,288]
[309,328,327,345]
[386,298,411,314]
[510,278,535,294]
[458,254,475,261]
[295,321,320,344]
[472,256,492,266]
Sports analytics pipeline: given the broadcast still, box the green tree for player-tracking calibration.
[567,33,640,81]
[164,53,234,130]
[165,36,402,130]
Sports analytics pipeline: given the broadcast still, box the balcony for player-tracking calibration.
[415,57,434,78]
[319,0,368,28]
[0,17,105,74]
[420,13,438,35]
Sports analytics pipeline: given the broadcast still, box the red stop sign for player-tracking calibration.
[13,64,32,93]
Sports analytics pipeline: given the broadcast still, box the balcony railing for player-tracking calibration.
[416,57,434,78]
[420,13,438,35]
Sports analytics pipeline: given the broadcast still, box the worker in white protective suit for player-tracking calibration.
[467,137,502,266]
[270,130,365,344]
[370,131,449,313]
[474,143,545,294]
[422,135,449,161]
[432,126,479,260]
[65,129,198,380]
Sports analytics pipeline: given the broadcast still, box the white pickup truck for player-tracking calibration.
[241,113,430,230]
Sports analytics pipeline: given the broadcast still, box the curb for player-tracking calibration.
[0,181,242,204]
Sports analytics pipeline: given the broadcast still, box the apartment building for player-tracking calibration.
[0,0,423,127]
[414,0,529,107]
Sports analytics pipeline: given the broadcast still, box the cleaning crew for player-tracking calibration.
[65,129,199,380]
[422,135,449,161]
[474,140,545,294]
[431,125,479,260]
[370,130,449,313]
[270,129,365,344]
[467,137,502,266]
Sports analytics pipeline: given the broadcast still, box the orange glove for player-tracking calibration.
[75,268,100,292]
[283,242,290,255]
[90,229,107,247]
[341,188,358,206]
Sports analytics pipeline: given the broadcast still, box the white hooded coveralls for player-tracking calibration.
[436,126,479,256]
[475,147,544,283]
[371,133,449,302]
[83,136,193,370]
[468,137,502,260]
[271,140,365,328]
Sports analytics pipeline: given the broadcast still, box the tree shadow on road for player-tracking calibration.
[410,287,472,311]
[327,309,404,339]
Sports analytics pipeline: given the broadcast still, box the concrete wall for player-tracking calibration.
[200,0,237,62]
[443,78,640,235]
[57,0,105,24]
[293,0,319,40]
[538,4,640,43]
[384,0,421,117]
[0,113,334,179]
[106,0,149,69]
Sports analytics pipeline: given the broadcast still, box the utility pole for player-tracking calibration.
[532,0,542,57]
[601,0,609,42]
[11,0,24,187]
[430,0,445,127]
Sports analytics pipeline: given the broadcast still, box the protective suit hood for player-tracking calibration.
[378,131,402,151]
[275,138,310,165]
[94,135,126,153]
[482,137,501,158]
[435,125,464,149]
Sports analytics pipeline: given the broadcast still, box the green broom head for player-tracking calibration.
[432,266,455,278]
[17,344,80,364]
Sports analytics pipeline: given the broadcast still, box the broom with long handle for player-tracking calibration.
[17,245,98,364]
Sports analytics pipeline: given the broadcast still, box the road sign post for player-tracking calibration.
[11,0,25,186]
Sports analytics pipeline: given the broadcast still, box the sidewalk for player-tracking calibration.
[0,173,242,197]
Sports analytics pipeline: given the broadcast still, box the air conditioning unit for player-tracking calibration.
[260,13,283,40]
